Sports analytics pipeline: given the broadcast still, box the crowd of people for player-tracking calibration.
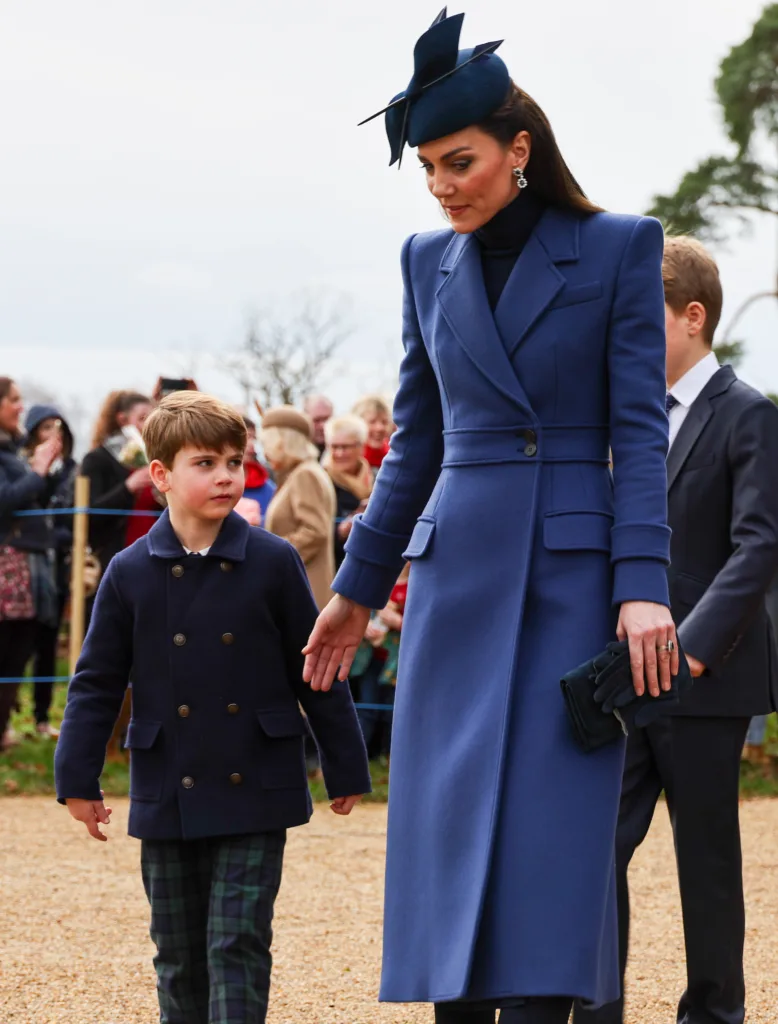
[0,377,401,758]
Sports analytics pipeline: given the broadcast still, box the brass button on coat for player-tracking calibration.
[173,633,186,647]
[181,776,194,789]
[172,565,184,578]
[220,561,233,573]
[229,773,243,785]
[227,703,239,714]
[178,705,190,718]
[221,633,235,645]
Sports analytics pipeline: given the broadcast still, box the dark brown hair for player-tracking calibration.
[0,377,15,402]
[662,236,723,347]
[143,391,247,468]
[478,84,603,215]
[91,390,151,449]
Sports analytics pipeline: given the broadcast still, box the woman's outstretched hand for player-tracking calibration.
[617,601,679,698]
[303,595,372,692]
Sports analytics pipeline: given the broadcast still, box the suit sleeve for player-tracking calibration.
[54,558,133,802]
[278,544,371,799]
[679,399,778,668]
[332,234,445,609]
[607,217,672,607]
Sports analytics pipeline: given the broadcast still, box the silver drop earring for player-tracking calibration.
[513,166,528,190]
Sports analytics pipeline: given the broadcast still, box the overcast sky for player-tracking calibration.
[1,0,776,443]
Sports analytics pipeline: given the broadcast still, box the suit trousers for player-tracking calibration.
[141,830,286,1024]
[574,715,750,1024]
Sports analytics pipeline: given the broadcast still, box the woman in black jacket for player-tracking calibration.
[79,389,152,573]
[0,378,62,749]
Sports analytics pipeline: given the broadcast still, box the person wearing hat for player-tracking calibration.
[261,406,337,610]
[302,9,677,1024]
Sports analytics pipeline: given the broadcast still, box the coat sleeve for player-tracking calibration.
[80,449,133,511]
[607,217,672,607]
[679,398,778,668]
[0,462,46,515]
[332,234,445,609]
[284,468,333,566]
[277,544,371,799]
[54,558,133,802]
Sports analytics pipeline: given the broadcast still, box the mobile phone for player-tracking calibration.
[159,377,191,397]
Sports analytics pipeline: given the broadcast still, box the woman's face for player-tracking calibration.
[364,413,390,449]
[0,383,23,434]
[34,417,61,445]
[418,127,531,234]
[328,432,362,473]
[120,401,152,434]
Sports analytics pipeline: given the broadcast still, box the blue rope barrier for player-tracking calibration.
[14,507,162,518]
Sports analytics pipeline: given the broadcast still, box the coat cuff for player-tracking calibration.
[612,559,670,608]
[344,515,410,568]
[611,522,671,562]
[332,555,401,611]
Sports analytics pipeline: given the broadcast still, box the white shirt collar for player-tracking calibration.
[183,546,211,556]
[669,351,720,409]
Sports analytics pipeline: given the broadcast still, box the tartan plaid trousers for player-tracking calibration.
[141,830,287,1024]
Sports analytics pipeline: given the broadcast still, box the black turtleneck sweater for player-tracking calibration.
[474,189,547,311]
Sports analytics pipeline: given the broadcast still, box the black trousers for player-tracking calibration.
[0,619,36,740]
[29,595,67,724]
[434,998,573,1023]
[574,715,750,1024]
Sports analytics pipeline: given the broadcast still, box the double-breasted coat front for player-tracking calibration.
[333,208,671,1007]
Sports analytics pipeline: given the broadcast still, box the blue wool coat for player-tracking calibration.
[55,511,371,840]
[333,208,671,1007]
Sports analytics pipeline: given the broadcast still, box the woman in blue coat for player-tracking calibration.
[305,11,678,1023]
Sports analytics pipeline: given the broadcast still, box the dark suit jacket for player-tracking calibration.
[669,364,778,716]
[54,510,371,840]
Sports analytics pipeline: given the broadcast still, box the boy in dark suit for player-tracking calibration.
[55,391,371,1024]
[577,237,778,1024]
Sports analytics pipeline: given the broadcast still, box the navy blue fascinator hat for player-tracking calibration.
[359,8,511,166]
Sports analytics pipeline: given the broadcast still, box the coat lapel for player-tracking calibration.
[496,207,579,358]
[667,365,736,490]
[436,233,533,414]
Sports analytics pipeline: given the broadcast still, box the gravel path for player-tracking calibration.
[2,797,776,1023]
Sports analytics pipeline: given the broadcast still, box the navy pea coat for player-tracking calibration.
[333,208,671,1007]
[55,511,371,840]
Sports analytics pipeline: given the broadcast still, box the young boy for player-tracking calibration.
[55,391,371,1024]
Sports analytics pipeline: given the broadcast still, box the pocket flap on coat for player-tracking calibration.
[125,719,162,750]
[256,709,308,738]
[402,518,436,560]
[543,511,613,552]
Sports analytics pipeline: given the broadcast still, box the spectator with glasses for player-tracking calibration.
[322,414,374,567]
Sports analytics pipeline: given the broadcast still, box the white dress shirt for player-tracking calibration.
[667,351,720,449]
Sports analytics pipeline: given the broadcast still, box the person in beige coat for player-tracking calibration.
[261,406,337,609]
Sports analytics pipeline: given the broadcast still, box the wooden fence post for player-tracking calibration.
[68,475,90,676]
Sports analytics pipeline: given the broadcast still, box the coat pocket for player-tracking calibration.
[549,282,603,309]
[256,709,308,789]
[543,511,613,553]
[402,517,436,560]
[124,719,164,802]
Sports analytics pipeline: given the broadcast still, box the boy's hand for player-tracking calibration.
[330,795,362,816]
[65,796,113,841]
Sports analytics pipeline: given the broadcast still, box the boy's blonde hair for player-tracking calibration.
[662,236,723,347]
[143,392,247,468]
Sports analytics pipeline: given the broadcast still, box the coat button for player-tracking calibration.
[229,773,243,785]
[182,776,194,789]
[221,633,235,645]
[227,703,239,714]
[523,429,538,457]
[178,705,190,718]
[172,565,184,578]
[220,561,233,573]
[173,633,187,647]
